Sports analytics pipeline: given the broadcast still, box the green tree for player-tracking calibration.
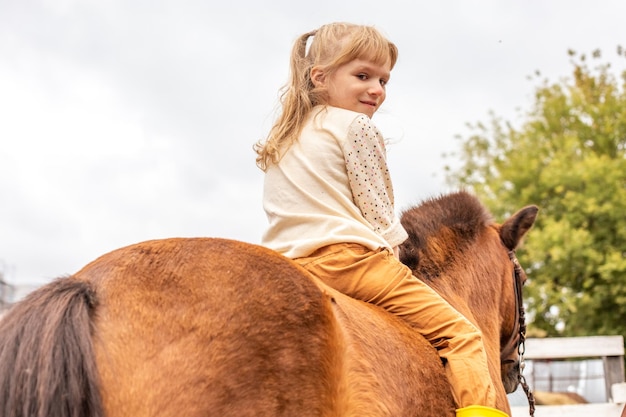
[445,48,626,337]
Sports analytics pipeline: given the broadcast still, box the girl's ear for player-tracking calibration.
[310,66,326,87]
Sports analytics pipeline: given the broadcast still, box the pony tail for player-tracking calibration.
[0,277,104,417]
[254,30,317,171]
[284,30,317,109]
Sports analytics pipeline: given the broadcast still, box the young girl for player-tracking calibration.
[255,22,505,417]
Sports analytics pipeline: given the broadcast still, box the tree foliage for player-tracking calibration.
[445,48,626,337]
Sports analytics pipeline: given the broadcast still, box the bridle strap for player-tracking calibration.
[500,252,522,360]
[501,250,535,416]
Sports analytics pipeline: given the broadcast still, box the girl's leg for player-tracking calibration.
[296,243,496,408]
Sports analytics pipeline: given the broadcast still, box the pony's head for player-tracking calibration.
[399,191,538,397]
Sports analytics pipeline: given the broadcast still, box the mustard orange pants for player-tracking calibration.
[295,243,496,408]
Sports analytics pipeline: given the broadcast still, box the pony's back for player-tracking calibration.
[320,285,455,416]
[86,237,455,417]
[85,238,346,417]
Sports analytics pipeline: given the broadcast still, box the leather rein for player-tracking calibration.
[500,250,536,417]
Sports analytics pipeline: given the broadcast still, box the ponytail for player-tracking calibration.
[254,30,318,171]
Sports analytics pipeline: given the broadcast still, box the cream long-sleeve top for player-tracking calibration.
[261,105,408,259]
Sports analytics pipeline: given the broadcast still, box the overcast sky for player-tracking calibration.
[1,0,625,286]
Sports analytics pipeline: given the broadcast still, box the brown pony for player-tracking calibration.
[0,191,537,417]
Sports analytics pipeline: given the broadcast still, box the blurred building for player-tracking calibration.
[0,276,11,314]
[0,276,40,317]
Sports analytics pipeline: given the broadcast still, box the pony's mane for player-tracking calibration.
[399,191,494,280]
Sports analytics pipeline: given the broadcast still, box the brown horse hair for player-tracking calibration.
[0,277,104,417]
[399,190,493,279]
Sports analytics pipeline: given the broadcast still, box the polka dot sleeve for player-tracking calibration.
[342,115,408,247]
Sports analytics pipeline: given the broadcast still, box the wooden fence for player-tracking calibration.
[511,335,625,417]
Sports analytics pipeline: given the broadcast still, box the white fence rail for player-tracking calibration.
[511,403,625,417]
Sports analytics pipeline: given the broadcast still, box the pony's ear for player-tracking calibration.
[500,205,539,251]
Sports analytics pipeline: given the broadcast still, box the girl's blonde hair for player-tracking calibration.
[254,22,398,171]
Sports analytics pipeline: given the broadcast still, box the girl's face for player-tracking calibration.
[312,58,391,118]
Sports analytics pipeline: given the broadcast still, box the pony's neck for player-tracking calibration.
[425,261,510,410]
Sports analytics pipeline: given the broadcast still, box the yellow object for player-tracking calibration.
[456,405,509,417]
